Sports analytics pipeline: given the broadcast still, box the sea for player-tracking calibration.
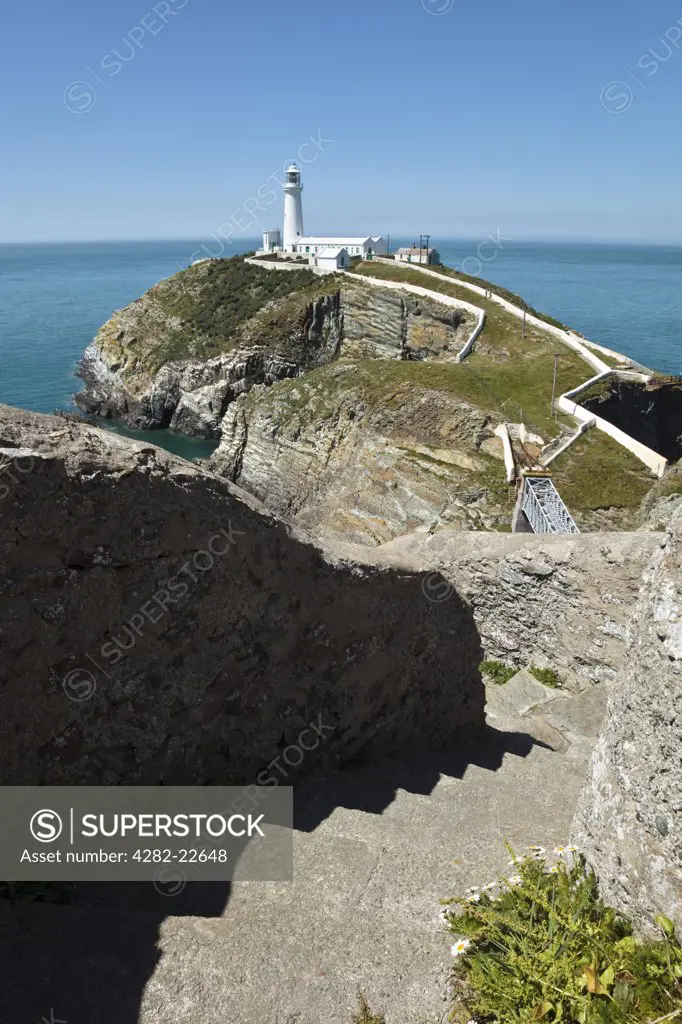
[1,238,680,461]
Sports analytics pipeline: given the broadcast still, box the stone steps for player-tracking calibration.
[0,682,605,1024]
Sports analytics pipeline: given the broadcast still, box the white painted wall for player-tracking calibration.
[371,257,612,375]
[283,171,304,252]
[244,256,332,276]
[494,424,516,483]
[557,373,667,477]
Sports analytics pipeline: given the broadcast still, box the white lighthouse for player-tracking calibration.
[282,163,304,252]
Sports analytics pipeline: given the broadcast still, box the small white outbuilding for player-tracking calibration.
[316,246,350,271]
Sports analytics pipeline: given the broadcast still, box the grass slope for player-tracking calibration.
[349,262,589,436]
[348,264,657,522]
[550,431,655,514]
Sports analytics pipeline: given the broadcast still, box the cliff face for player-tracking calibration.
[361,528,660,691]
[0,404,485,785]
[76,258,344,435]
[572,513,682,934]
[210,361,512,545]
[75,261,476,439]
[341,277,477,360]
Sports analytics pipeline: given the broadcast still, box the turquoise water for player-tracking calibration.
[1,239,680,460]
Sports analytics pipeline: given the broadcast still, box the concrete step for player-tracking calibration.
[485,671,608,760]
[0,716,601,1024]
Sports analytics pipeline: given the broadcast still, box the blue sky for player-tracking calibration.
[3,0,682,243]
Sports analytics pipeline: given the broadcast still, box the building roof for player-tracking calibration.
[395,247,438,255]
[295,236,373,247]
[317,247,348,258]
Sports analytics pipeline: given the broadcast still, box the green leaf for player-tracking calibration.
[655,914,676,939]
[613,978,636,1008]
[599,965,615,991]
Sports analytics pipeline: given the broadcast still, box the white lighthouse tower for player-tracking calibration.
[282,163,304,252]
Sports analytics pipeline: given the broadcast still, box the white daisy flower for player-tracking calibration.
[467,893,481,903]
[465,886,479,894]
[481,882,497,892]
[546,864,560,874]
[507,856,522,866]
[450,938,471,957]
[507,875,522,886]
[566,845,578,853]
[528,845,545,853]
[553,845,567,857]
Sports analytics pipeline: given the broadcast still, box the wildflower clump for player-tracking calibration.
[441,845,682,1024]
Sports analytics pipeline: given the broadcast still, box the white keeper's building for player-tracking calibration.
[256,164,387,265]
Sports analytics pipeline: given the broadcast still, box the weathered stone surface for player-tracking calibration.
[340,529,662,690]
[210,362,510,544]
[75,265,474,439]
[76,288,343,435]
[572,515,682,934]
[0,405,485,785]
[341,277,477,360]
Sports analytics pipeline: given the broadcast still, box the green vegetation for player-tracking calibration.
[109,255,343,376]
[575,376,618,405]
[153,255,317,340]
[550,432,655,515]
[349,262,589,437]
[582,346,633,370]
[442,847,682,1024]
[379,258,570,331]
[529,665,562,689]
[351,994,385,1024]
[480,660,517,685]
[648,469,682,501]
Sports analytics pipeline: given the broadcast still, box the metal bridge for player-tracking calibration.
[521,476,579,534]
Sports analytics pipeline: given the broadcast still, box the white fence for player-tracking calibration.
[558,372,667,478]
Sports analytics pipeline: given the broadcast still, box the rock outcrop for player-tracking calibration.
[0,404,485,786]
[210,361,511,544]
[76,259,344,436]
[75,260,476,441]
[334,528,661,691]
[341,277,477,360]
[572,513,682,934]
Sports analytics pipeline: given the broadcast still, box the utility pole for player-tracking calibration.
[424,233,431,265]
[551,352,559,417]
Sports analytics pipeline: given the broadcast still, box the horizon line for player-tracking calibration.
[2,236,682,248]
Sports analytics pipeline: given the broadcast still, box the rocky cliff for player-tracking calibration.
[210,361,511,545]
[76,259,476,440]
[76,257,344,436]
[572,513,682,934]
[340,276,477,360]
[0,404,485,785]
[75,257,673,544]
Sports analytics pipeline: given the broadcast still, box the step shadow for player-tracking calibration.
[0,881,231,1024]
[293,724,553,832]
[0,727,551,1024]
